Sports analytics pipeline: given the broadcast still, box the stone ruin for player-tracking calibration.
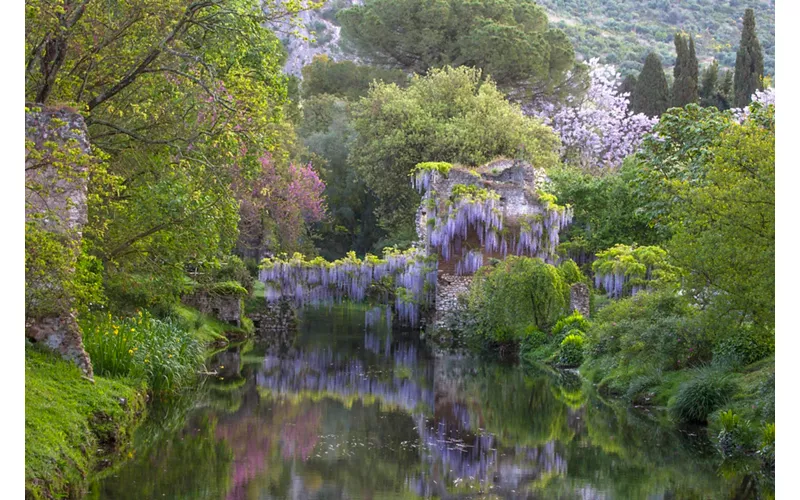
[181,291,244,328]
[25,107,94,377]
[415,159,588,332]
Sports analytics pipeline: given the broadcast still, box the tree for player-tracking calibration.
[734,8,764,107]
[533,60,657,171]
[337,0,579,101]
[300,55,409,100]
[349,66,560,244]
[671,33,698,107]
[632,53,670,117]
[699,60,719,107]
[668,104,774,332]
[25,0,326,302]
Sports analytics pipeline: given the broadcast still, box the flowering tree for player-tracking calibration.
[238,155,327,252]
[531,59,658,171]
[731,87,775,123]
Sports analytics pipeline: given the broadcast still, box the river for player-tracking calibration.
[87,304,741,499]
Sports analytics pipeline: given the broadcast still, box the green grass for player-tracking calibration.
[25,347,147,499]
[244,280,266,315]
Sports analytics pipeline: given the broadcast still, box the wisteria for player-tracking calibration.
[731,87,775,123]
[260,249,437,327]
[414,165,574,266]
[591,244,675,298]
[528,59,658,171]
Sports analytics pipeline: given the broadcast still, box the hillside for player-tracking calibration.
[538,0,775,76]
[281,0,774,78]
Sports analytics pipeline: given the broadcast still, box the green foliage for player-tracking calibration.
[635,103,735,232]
[670,368,738,423]
[582,290,712,395]
[25,0,316,308]
[466,257,570,349]
[592,244,680,296]
[558,333,585,367]
[667,104,774,332]
[713,326,774,368]
[412,162,453,176]
[25,347,146,500]
[301,55,409,100]
[672,33,698,107]
[556,259,585,285]
[337,0,579,97]
[533,0,774,77]
[349,66,560,240]
[80,311,204,394]
[632,52,670,117]
[734,8,764,107]
[549,162,668,264]
[552,311,590,342]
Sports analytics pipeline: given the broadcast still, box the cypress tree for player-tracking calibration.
[632,52,670,117]
[734,8,764,107]
[672,33,698,107]
[720,69,734,110]
[699,60,719,108]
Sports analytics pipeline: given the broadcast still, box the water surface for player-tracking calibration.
[89,305,742,499]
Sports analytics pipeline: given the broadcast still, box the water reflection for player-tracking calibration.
[90,305,745,499]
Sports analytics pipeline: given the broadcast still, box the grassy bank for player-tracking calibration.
[25,347,147,499]
[25,303,252,499]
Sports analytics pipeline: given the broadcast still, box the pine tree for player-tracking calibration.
[632,52,670,117]
[734,8,764,107]
[672,33,698,107]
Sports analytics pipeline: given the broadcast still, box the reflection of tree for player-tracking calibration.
[88,415,232,500]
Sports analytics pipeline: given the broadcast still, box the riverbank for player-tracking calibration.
[24,304,250,499]
[25,347,147,499]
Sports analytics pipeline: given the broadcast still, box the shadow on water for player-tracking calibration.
[88,304,751,499]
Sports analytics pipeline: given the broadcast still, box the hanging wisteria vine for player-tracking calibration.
[260,248,438,327]
[591,244,679,298]
[413,163,574,270]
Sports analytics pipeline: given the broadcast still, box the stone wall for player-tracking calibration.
[25,107,94,378]
[417,159,550,329]
[432,274,472,331]
[251,299,298,334]
[182,292,243,327]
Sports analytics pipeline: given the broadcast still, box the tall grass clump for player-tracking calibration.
[80,311,204,394]
[670,367,738,424]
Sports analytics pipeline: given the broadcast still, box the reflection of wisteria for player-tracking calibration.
[408,410,569,497]
[256,346,435,413]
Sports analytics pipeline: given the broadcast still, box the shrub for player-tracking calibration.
[557,333,585,367]
[670,369,738,424]
[80,311,204,394]
[713,326,774,367]
[557,259,585,285]
[552,310,590,342]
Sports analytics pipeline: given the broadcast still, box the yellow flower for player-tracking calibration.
[128,349,134,355]
[130,328,135,332]
[144,359,150,363]
[168,354,173,358]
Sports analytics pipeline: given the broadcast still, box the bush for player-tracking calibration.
[670,368,738,424]
[80,311,204,394]
[557,259,585,285]
[466,256,570,343]
[713,326,774,367]
[552,310,590,342]
[557,333,585,367]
